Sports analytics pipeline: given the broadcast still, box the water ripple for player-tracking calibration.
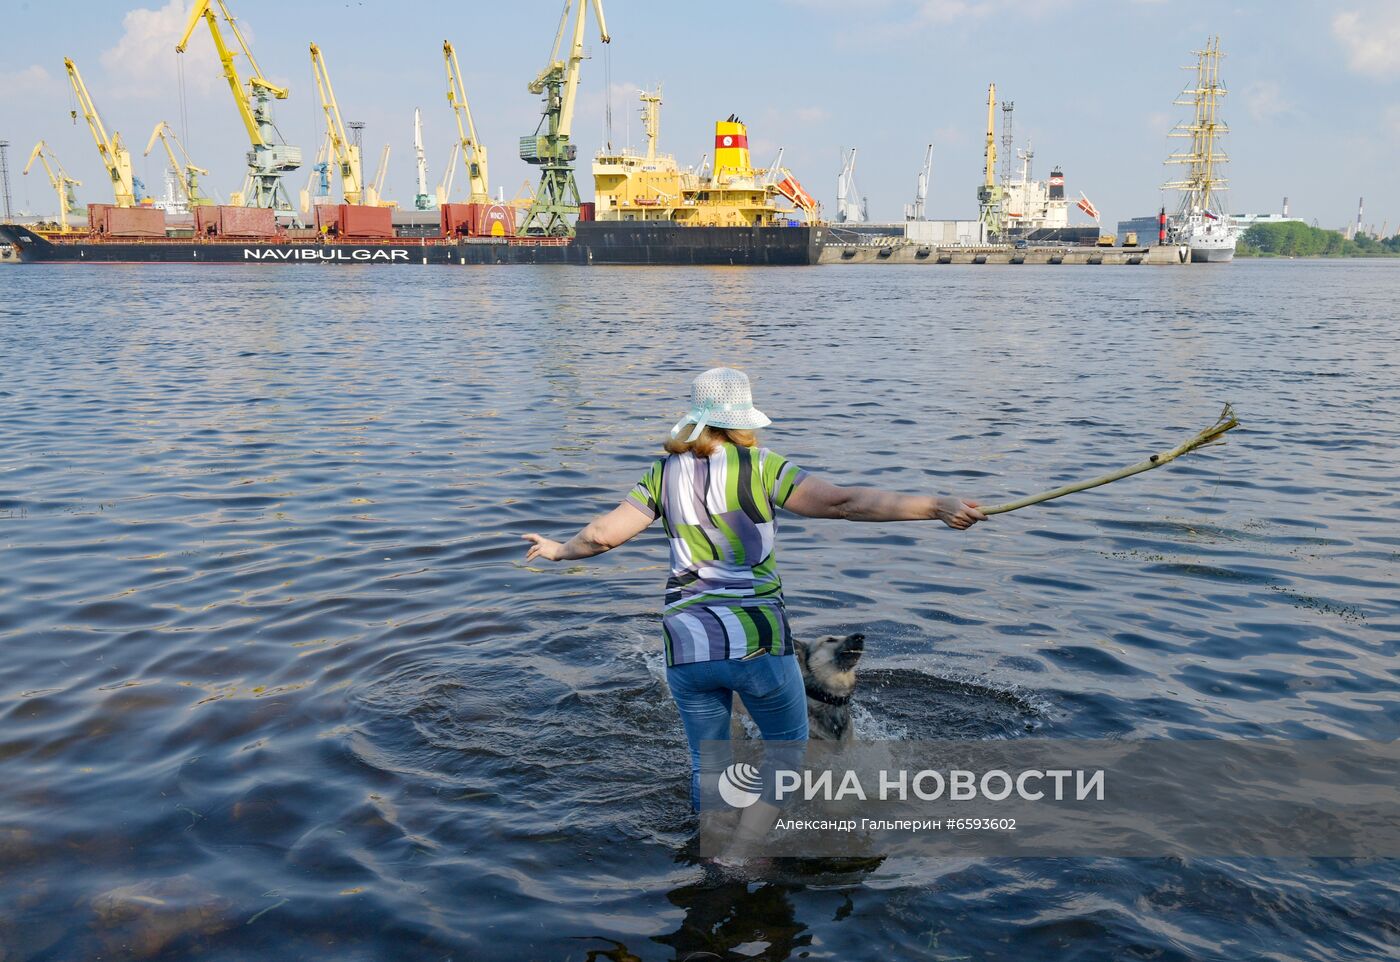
[1,262,1397,960]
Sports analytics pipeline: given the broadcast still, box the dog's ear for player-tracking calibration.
[793,637,811,670]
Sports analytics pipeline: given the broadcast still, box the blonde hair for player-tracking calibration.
[664,425,758,457]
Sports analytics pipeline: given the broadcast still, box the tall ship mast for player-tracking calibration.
[1162,36,1238,262]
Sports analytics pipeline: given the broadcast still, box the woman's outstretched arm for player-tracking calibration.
[784,476,986,529]
[522,501,653,562]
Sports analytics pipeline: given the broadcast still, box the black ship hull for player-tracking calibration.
[998,226,1102,246]
[573,221,823,265]
[0,223,824,267]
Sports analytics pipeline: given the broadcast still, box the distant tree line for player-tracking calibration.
[1238,222,1400,257]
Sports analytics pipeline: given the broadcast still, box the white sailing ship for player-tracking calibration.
[1164,36,1238,263]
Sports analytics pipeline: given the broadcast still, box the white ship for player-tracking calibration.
[1176,207,1236,263]
[1163,36,1238,263]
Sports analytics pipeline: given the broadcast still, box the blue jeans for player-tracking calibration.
[666,653,809,812]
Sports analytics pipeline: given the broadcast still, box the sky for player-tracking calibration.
[1,0,1397,232]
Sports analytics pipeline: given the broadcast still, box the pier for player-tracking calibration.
[819,242,1191,266]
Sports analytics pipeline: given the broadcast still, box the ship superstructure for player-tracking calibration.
[975,87,1092,243]
[591,90,818,228]
[1001,149,1069,234]
[1163,36,1237,262]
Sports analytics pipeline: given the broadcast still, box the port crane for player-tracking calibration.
[177,0,301,213]
[977,83,1002,231]
[64,57,145,207]
[435,142,460,207]
[413,108,434,210]
[308,42,365,205]
[519,0,610,236]
[144,122,212,208]
[23,140,82,230]
[370,145,391,206]
[299,134,333,214]
[442,40,491,204]
[835,148,867,223]
[904,144,933,221]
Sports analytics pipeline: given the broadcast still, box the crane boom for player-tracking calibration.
[64,57,137,207]
[144,121,212,208]
[442,41,490,203]
[977,82,1003,231]
[984,83,997,188]
[905,144,932,221]
[435,142,460,207]
[370,145,391,205]
[299,133,333,214]
[177,0,299,213]
[414,108,433,210]
[308,42,364,205]
[519,0,610,236]
[24,140,82,231]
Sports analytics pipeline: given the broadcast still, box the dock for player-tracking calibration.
[820,241,1191,266]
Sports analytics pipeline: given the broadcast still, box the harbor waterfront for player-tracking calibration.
[0,224,1189,267]
[2,261,1397,960]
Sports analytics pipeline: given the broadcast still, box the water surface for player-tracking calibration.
[1,260,1397,960]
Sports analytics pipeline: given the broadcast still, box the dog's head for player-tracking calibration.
[795,633,866,696]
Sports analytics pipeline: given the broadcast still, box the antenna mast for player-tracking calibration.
[0,141,12,221]
[1000,101,1014,185]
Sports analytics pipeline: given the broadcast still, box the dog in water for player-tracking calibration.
[731,633,866,742]
[793,633,865,741]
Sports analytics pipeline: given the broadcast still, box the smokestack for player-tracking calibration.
[1048,167,1065,201]
[714,118,752,177]
[1282,196,1288,218]
[1356,196,1364,238]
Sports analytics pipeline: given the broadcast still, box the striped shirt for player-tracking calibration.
[626,443,808,666]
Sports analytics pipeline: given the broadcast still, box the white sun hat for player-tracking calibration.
[670,367,772,442]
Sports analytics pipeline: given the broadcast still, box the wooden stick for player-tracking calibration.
[981,404,1240,516]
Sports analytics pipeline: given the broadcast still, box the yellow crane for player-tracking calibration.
[519,0,610,235]
[434,142,460,207]
[64,57,141,207]
[370,144,392,207]
[23,140,82,231]
[976,82,1002,232]
[442,40,490,203]
[308,41,365,205]
[145,121,212,208]
[176,0,300,212]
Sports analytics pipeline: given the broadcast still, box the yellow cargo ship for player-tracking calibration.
[592,90,817,227]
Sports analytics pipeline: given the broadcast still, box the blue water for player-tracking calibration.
[1,261,1397,960]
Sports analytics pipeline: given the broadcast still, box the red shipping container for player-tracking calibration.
[337,204,393,238]
[104,207,167,237]
[468,202,516,237]
[88,203,114,231]
[578,202,595,222]
[314,204,340,234]
[217,206,277,237]
[194,206,219,236]
[440,203,473,237]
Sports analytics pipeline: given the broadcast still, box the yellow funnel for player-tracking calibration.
[714,118,752,176]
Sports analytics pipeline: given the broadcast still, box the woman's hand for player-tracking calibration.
[934,496,986,530]
[522,533,565,562]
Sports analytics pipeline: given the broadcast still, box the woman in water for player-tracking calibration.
[522,368,984,853]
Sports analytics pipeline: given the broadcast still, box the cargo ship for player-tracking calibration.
[0,108,825,267]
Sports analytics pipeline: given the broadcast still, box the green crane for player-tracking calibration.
[519,0,609,236]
